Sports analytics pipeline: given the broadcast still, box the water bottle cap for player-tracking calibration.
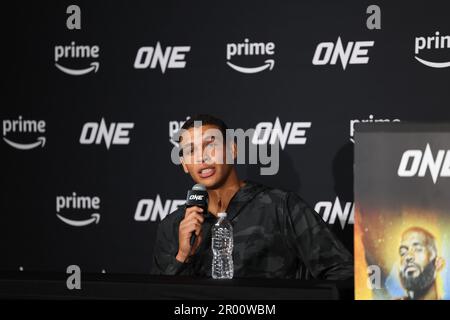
[217,212,227,218]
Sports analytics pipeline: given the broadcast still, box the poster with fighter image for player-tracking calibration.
[354,123,450,300]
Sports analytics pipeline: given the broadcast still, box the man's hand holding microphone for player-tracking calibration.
[176,184,208,263]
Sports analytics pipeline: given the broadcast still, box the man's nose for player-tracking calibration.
[406,253,414,263]
[193,151,204,164]
[193,148,208,164]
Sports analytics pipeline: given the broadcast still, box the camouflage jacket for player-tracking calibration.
[150,181,353,280]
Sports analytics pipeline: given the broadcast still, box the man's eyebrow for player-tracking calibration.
[412,242,423,247]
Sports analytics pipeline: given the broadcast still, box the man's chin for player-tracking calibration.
[198,179,221,189]
[192,175,221,189]
[400,260,437,295]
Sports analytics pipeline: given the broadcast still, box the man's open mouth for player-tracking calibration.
[198,167,216,178]
[404,265,419,276]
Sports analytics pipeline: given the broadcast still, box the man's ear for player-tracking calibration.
[180,158,189,174]
[435,256,445,272]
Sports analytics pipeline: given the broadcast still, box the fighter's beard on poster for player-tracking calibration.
[399,258,437,299]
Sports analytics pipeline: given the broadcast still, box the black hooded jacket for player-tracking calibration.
[151,181,353,280]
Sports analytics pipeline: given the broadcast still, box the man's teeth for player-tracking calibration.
[201,168,213,174]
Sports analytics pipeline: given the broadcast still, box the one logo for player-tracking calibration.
[54,42,100,75]
[398,144,450,184]
[80,118,134,149]
[312,36,374,70]
[226,38,275,74]
[3,116,46,150]
[134,195,185,222]
[189,194,204,201]
[252,117,311,150]
[56,193,101,227]
[134,42,191,73]
[314,197,354,229]
[350,114,401,143]
[414,31,450,68]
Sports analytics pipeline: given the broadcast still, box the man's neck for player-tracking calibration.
[207,170,244,216]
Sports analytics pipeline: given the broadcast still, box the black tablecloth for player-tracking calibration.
[0,272,353,300]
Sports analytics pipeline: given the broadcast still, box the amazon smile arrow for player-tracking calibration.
[227,59,275,74]
[414,56,450,68]
[3,136,46,150]
[56,213,101,227]
[55,61,100,75]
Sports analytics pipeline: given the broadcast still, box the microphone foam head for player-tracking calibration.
[192,184,206,191]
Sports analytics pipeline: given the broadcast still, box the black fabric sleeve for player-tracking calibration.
[150,212,192,276]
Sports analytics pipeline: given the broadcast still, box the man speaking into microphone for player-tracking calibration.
[151,114,353,280]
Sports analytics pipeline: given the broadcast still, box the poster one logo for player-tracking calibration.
[312,37,374,70]
[226,39,275,74]
[134,195,185,222]
[398,144,450,184]
[80,118,134,149]
[134,42,191,73]
[56,192,101,227]
[54,42,100,75]
[2,116,46,150]
[414,31,450,68]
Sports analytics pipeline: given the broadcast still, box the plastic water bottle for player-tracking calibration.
[211,212,234,279]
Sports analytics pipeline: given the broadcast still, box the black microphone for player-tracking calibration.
[185,184,209,247]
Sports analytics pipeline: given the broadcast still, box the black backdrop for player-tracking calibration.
[2,0,449,274]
